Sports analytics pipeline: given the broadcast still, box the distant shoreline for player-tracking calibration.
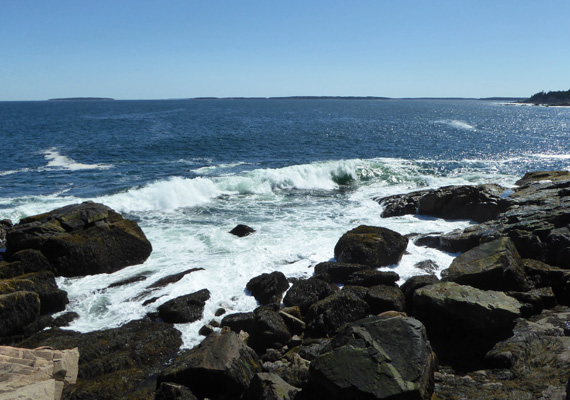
[48,97,115,101]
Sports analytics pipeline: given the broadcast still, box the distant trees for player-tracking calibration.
[524,89,570,106]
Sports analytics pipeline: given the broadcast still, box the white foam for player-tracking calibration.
[532,153,570,160]
[42,148,113,171]
[436,119,477,131]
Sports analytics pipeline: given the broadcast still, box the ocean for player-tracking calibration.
[1,98,569,348]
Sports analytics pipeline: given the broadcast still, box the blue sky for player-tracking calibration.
[1,1,568,100]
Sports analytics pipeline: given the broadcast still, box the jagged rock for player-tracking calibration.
[334,225,408,267]
[243,372,302,400]
[5,202,152,277]
[157,289,210,323]
[344,269,400,287]
[376,184,511,223]
[0,345,79,400]
[310,315,436,400]
[146,268,204,289]
[414,282,523,369]
[313,262,371,283]
[441,237,530,292]
[0,291,40,340]
[230,224,256,237]
[246,271,290,305]
[365,285,406,314]
[157,330,262,400]
[283,278,337,314]
[155,382,198,400]
[0,270,68,314]
[18,319,182,400]
[305,291,370,337]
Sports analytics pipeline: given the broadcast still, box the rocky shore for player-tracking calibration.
[2,171,570,399]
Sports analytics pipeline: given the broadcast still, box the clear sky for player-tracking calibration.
[1,1,569,100]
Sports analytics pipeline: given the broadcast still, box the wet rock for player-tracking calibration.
[283,278,337,314]
[0,249,52,279]
[0,291,40,340]
[230,224,256,237]
[0,270,68,314]
[414,259,439,275]
[441,237,530,292]
[157,289,210,323]
[310,315,436,400]
[414,282,523,369]
[0,219,12,249]
[157,330,262,400]
[19,319,182,400]
[107,274,148,288]
[243,372,302,400]
[5,202,152,277]
[146,267,205,289]
[514,170,570,187]
[344,269,400,287]
[155,382,198,400]
[246,271,290,305]
[313,262,371,283]
[305,291,370,338]
[334,225,408,267]
[365,285,406,314]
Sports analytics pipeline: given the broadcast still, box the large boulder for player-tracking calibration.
[334,225,408,267]
[18,319,182,400]
[305,291,370,337]
[0,291,40,341]
[310,315,436,400]
[157,330,262,400]
[5,202,152,277]
[246,271,289,305]
[313,262,371,283]
[414,282,522,368]
[283,278,337,314]
[0,271,68,314]
[441,237,530,292]
[365,285,406,314]
[157,289,210,323]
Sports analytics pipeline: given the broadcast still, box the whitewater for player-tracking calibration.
[1,98,569,348]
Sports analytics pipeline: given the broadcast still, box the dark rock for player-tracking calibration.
[441,237,530,292]
[155,382,198,400]
[414,227,483,253]
[246,271,290,305]
[376,184,511,223]
[365,285,406,314]
[0,249,51,279]
[5,202,153,277]
[310,315,436,400]
[506,287,557,316]
[279,310,305,336]
[515,170,570,187]
[400,275,440,315]
[0,219,12,248]
[334,225,408,267]
[19,319,182,400]
[108,274,148,288]
[157,330,262,400]
[51,311,80,327]
[230,224,256,237]
[0,270,68,314]
[414,260,439,275]
[199,324,215,336]
[215,307,226,317]
[157,289,210,323]
[243,372,302,400]
[250,306,292,353]
[262,352,311,389]
[222,311,256,335]
[313,262,371,283]
[146,268,205,289]
[305,291,370,338]
[414,282,522,369]
[142,296,161,306]
[0,291,40,340]
[283,278,337,314]
[340,285,369,300]
[297,338,331,361]
[344,269,400,287]
[523,258,570,304]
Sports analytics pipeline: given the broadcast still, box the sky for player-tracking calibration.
[1,1,569,100]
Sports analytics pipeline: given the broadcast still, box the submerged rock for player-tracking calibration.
[230,224,256,237]
[334,225,408,267]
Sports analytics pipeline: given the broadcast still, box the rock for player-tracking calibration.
[441,237,530,292]
[278,310,305,336]
[250,306,291,353]
[515,170,570,187]
[157,330,262,400]
[18,319,182,400]
[108,274,148,288]
[0,219,12,249]
[414,282,523,369]
[400,275,440,315]
[243,372,302,400]
[5,202,153,277]
[198,324,215,336]
[414,259,439,275]
[0,270,68,314]
[146,268,205,289]
[313,262,371,283]
[310,315,436,400]
[334,225,408,267]
[376,184,511,223]
[155,382,198,400]
[344,269,400,287]
[283,278,337,314]
[262,352,311,389]
[365,285,406,314]
[506,287,557,316]
[305,291,370,337]
[523,259,570,304]
[0,249,52,279]
[0,291,40,340]
[246,271,290,305]
[297,338,331,361]
[222,312,256,335]
[157,289,210,323]
[230,224,256,237]
[0,345,79,400]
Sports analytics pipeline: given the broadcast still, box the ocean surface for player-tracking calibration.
[1,98,569,348]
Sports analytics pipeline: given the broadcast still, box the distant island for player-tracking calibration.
[521,89,570,106]
[48,97,115,101]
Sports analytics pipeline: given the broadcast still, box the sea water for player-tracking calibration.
[1,99,569,348]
